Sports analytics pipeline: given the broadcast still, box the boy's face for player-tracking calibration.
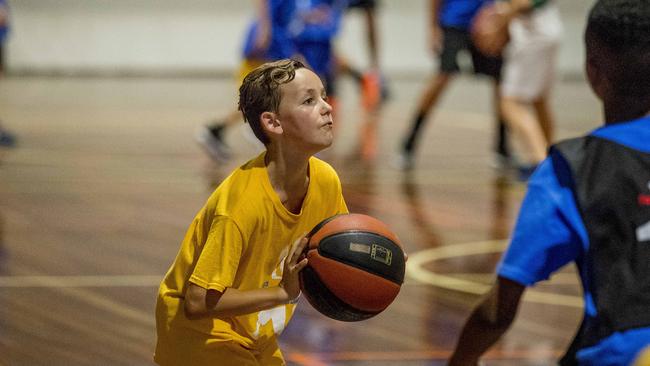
[276,68,334,151]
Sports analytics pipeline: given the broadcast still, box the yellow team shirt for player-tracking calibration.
[155,152,348,362]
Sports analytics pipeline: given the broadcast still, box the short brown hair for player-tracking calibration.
[238,59,306,144]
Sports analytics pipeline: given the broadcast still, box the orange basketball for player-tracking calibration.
[299,213,406,321]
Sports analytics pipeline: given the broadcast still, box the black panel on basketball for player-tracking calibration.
[318,231,405,284]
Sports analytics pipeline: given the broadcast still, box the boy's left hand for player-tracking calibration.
[279,237,309,304]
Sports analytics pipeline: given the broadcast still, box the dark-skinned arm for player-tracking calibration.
[448,276,526,366]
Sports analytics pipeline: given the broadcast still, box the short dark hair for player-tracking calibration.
[238,59,306,145]
[586,0,650,97]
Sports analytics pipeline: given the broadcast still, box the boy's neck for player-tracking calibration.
[264,148,311,213]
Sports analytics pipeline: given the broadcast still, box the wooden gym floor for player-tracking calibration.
[0,72,602,365]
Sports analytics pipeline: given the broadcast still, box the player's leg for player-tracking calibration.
[469,38,512,167]
[401,72,453,154]
[532,94,554,143]
[397,27,464,169]
[500,96,547,164]
[500,44,548,166]
[499,6,561,179]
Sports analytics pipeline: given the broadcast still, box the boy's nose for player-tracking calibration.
[322,99,333,113]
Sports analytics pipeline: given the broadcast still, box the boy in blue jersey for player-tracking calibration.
[396,0,507,170]
[448,1,650,365]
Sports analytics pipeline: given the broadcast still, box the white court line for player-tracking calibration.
[0,275,160,325]
[0,275,162,288]
[406,240,584,308]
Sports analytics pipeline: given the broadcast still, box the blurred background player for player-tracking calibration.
[197,0,346,163]
[0,0,16,148]
[448,0,650,364]
[396,0,508,170]
[196,0,298,161]
[494,0,562,180]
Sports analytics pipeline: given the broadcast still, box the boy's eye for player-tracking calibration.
[303,98,314,105]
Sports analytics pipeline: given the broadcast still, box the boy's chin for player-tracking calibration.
[322,138,334,149]
[311,140,333,155]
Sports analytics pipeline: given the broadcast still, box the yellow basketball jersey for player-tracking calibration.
[155,152,347,363]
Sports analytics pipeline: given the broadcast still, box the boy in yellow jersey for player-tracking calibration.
[155,59,348,366]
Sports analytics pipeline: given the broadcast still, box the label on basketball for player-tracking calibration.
[371,244,392,266]
[349,242,371,254]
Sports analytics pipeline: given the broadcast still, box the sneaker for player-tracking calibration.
[195,125,232,162]
[0,129,16,148]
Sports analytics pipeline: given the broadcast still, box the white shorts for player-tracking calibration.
[501,3,563,101]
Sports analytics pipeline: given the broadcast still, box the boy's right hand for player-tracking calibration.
[279,237,309,304]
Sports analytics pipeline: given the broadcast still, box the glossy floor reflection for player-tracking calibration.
[0,73,599,365]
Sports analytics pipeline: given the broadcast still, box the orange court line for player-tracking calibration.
[287,353,331,366]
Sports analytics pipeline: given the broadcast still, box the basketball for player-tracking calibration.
[299,213,406,322]
[470,2,510,57]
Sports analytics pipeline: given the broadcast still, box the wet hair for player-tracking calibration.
[238,59,306,145]
[586,0,650,97]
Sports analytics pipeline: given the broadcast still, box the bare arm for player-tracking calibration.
[448,276,525,366]
[184,237,308,320]
[429,0,443,53]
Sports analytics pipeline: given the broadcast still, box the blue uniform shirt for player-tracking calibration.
[497,116,650,365]
[439,0,490,29]
[242,0,298,60]
[290,0,346,77]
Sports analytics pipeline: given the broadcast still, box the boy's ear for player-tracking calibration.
[260,111,282,137]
